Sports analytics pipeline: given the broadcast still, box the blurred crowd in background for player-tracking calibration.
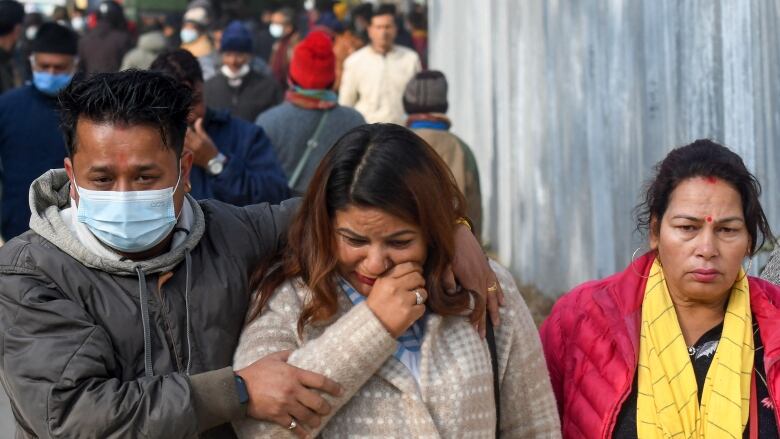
[1,0,429,88]
[0,0,483,246]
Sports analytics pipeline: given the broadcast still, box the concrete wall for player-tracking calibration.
[429,0,780,296]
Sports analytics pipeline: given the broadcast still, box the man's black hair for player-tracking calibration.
[274,7,296,27]
[58,70,192,158]
[372,3,397,21]
[149,48,204,87]
[352,3,374,21]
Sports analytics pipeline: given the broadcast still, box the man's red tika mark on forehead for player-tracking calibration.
[705,176,717,184]
[706,216,713,223]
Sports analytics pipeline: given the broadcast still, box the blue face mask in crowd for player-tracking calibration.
[33,71,74,96]
[75,170,182,253]
[180,28,199,44]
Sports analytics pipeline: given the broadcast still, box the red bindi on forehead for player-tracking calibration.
[705,176,718,184]
[706,216,713,223]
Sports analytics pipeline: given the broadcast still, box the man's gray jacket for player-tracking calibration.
[0,169,297,438]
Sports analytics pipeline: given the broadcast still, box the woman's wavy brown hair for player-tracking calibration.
[246,124,473,335]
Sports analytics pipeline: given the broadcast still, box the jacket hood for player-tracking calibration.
[137,31,167,52]
[28,169,206,276]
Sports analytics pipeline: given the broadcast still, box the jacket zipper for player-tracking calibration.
[602,364,637,438]
[156,279,184,372]
[767,355,780,429]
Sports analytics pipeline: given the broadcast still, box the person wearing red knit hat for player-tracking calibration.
[288,30,335,91]
[256,31,365,194]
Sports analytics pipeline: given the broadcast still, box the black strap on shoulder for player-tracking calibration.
[287,110,331,189]
[486,318,500,438]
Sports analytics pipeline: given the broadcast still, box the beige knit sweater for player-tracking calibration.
[232,261,561,438]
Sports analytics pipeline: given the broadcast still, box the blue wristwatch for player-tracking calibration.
[234,373,249,405]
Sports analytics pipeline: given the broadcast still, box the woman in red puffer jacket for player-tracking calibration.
[541,139,780,438]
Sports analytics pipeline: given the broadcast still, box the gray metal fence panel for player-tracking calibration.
[429,0,780,297]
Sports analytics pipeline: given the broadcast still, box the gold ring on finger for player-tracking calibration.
[487,282,498,293]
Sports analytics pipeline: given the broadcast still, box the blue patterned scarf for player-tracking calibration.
[337,277,426,359]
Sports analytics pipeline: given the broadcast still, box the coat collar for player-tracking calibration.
[596,251,654,368]
[203,107,230,126]
[749,277,780,369]
[603,251,780,386]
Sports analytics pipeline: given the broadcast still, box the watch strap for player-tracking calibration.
[233,373,249,405]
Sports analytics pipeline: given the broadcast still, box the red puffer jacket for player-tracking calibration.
[540,252,780,438]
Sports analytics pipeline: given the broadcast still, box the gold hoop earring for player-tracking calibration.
[631,247,650,279]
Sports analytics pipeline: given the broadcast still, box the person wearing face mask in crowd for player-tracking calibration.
[204,21,281,123]
[268,7,300,90]
[70,8,87,34]
[0,69,338,439]
[252,6,275,62]
[198,17,271,82]
[0,69,500,438]
[180,6,214,59]
[152,49,289,206]
[0,22,78,241]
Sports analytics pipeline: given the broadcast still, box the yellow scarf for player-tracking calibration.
[637,258,753,438]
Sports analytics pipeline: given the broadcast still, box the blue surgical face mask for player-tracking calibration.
[75,172,182,253]
[33,71,74,96]
[180,28,199,44]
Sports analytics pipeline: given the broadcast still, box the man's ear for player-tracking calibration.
[64,157,78,202]
[180,149,194,189]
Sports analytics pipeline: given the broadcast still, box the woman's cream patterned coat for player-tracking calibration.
[233,261,561,438]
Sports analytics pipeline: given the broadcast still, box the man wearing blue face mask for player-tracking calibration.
[0,70,342,438]
[0,22,78,241]
[0,69,505,439]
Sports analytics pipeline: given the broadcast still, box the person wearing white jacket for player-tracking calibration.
[338,4,421,125]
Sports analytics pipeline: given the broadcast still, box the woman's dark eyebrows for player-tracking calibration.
[335,227,364,238]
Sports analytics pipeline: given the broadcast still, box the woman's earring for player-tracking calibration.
[631,247,651,279]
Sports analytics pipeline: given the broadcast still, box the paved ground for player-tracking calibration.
[0,387,13,438]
